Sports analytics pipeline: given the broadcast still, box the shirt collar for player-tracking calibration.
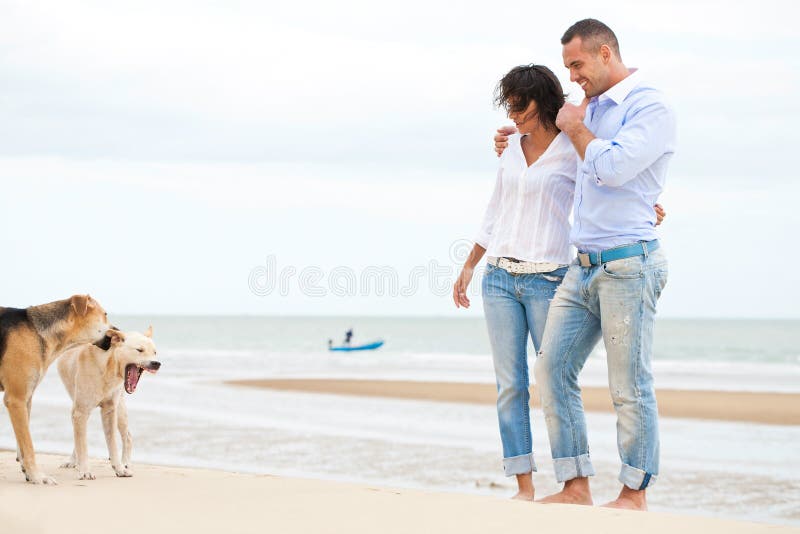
[595,68,641,106]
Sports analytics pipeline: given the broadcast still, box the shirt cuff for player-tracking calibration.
[474,232,491,250]
[581,138,612,185]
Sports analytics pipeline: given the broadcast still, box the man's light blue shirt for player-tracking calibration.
[570,69,677,253]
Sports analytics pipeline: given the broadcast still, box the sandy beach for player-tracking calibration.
[3,317,798,527]
[227,378,800,425]
[0,451,795,534]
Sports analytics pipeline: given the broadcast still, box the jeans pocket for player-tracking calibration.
[540,266,568,284]
[653,268,668,298]
[601,257,644,279]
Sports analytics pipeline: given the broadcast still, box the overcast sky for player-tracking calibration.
[1,0,797,318]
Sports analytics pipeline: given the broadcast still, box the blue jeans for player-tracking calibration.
[482,263,568,477]
[533,247,668,490]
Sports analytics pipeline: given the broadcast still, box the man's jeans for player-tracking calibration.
[482,263,567,477]
[533,248,668,490]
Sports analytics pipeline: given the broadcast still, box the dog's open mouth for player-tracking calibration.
[124,362,161,394]
[124,364,144,394]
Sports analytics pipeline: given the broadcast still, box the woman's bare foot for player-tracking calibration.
[537,477,593,505]
[602,487,647,511]
[512,473,535,501]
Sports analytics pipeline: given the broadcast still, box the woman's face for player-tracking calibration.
[507,98,540,135]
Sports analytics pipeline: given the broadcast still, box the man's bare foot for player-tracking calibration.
[511,473,535,501]
[602,487,647,511]
[537,477,593,505]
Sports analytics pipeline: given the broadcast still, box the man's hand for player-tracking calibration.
[494,125,517,157]
[655,203,666,226]
[555,98,589,134]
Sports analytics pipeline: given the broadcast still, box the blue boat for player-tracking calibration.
[328,340,384,352]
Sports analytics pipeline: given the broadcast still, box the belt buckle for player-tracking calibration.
[577,253,591,267]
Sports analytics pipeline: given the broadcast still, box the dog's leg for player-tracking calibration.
[60,449,77,469]
[102,399,131,477]
[4,391,56,484]
[60,402,77,469]
[72,406,94,480]
[15,397,32,466]
[117,396,133,470]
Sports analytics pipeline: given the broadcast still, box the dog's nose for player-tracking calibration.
[150,361,161,370]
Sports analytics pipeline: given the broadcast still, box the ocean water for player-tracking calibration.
[1,316,798,526]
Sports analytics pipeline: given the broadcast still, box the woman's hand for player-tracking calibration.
[453,243,486,308]
[453,266,475,308]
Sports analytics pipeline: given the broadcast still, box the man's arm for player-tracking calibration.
[554,98,594,159]
[579,101,675,187]
[494,126,517,157]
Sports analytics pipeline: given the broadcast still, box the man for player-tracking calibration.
[344,328,353,345]
[495,19,675,510]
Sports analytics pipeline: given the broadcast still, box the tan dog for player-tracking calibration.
[0,295,109,484]
[58,328,160,480]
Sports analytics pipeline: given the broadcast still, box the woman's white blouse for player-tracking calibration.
[475,132,577,264]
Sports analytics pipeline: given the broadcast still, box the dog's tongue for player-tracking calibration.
[125,364,142,394]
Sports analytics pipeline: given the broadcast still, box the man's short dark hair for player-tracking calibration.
[494,64,565,132]
[561,19,621,60]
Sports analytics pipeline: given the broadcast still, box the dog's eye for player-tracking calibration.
[137,348,144,353]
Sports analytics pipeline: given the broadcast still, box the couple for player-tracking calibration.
[453,19,675,511]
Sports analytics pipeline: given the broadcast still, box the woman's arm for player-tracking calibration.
[474,167,504,249]
[453,243,486,309]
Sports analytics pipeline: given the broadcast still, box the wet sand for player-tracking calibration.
[227,378,800,425]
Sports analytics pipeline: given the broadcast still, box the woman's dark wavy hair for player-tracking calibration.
[494,64,565,132]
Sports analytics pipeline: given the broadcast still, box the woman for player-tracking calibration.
[453,64,574,500]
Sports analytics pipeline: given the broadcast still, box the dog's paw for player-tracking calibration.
[114,467,133,477]
[26,472,58,485]
[78,472,95,481]
[60,461,77,469]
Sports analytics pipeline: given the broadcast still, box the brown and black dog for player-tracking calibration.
[0,295,109,484]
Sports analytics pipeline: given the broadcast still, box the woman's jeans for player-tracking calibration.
[533,248,668,490]
[482,263,567,476]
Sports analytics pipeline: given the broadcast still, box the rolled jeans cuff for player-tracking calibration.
[553,454,595,482]
[619,463,657,490]
[503,453,537,476]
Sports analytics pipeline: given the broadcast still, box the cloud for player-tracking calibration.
[0,0,798,316]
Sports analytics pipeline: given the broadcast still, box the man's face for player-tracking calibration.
[562,37,610,98]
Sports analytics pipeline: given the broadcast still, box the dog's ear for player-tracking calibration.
[144,326,153,338]
[70,294,92,316]
[107,329,125,344]
[94,333,112,351]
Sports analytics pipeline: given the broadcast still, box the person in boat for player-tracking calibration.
[453,61,666,502]
[343,329,353,346]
